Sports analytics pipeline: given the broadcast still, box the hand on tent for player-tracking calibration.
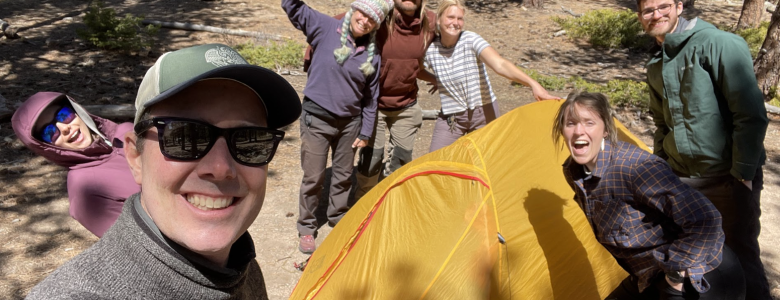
[531,85,561,101]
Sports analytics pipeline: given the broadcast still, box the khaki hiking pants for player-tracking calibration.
[355,103,422,200]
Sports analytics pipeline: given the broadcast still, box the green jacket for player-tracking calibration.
[647,18,768,180]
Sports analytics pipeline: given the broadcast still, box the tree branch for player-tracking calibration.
[561,6,583,17]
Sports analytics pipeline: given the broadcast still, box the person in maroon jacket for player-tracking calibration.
[355,0,437,199]
[304,0,436,200]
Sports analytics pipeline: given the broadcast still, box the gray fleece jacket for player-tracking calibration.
[26,194,268,300]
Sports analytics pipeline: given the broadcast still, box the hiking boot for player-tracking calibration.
[299,235,316,254]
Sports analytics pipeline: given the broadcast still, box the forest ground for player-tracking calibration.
[0,0,778,298]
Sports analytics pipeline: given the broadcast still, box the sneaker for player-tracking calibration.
[299,235,316,254]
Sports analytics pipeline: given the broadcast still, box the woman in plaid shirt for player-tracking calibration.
[552,92,745,299]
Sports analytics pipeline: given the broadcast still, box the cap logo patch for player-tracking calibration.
[204,46,248,67]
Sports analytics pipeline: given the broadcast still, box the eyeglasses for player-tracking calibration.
[134,117,285,166]
[640,3,674,20]
[40,106,77,143]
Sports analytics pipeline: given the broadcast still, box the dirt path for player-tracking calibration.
[1,0,778,298]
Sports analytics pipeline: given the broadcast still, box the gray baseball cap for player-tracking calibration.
[134,43,301,129]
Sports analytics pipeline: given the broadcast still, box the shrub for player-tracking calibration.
[521,68,568,90]
[519,68,650,110]
[235,40,305,69]
[601,78,649,109]
[768,86,780,107]
[552,9,652,49]
[77,0,159,51]
[734,21,770,58]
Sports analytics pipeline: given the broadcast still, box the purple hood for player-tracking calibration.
[11,92,131,169]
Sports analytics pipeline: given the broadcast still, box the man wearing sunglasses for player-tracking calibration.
[637,0,769,299]
[27,44,301,299]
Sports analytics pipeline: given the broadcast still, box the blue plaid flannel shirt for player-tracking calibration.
[562,141,724,293]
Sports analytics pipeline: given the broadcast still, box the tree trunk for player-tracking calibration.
[737,0,764,29]
[754,5,780,101]
[526,0,544,8]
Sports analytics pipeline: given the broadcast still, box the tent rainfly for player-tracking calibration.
[291,100,650,299]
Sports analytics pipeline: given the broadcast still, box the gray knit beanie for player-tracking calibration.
[351,0,393,24]
[333,0,392,76]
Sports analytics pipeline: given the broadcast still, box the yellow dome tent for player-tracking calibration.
[290,100,650,299]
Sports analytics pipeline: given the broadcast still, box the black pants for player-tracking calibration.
[607,246,745,300]
[679,169,770,300]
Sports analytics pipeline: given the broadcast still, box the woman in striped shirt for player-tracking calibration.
[424,0,558,152]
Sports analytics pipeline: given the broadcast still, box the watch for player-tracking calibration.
[666,270,685,284]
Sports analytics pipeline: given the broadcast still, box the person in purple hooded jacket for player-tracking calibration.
[12,92,140,237]
[282,0,391,253]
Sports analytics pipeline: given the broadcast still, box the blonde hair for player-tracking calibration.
[386,0,433,50]
[434,0,465,35]
[551,91,618,151]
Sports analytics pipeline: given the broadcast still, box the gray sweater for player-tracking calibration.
[26,194,268,299]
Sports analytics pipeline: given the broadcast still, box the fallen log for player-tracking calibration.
[141,20,286,41]
[80,105,438,121]
[422,109,439,120]
[0,103,442,122]
[766,103,780,115]
[81,104,136,119]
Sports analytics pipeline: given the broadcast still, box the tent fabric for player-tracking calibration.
[290,100,650,299]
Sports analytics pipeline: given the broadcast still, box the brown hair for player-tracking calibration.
[551,91,618,150]
[386,0,433,50]
[434,0,465,36]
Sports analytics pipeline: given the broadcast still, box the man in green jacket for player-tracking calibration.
[638,0,770,299]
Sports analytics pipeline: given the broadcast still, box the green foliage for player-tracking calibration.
[734,21,770,58]
[522,68,569,90]
[768,86,780,106]
[552,9,651,49]
[520,68,650,110]
[601,78,650,109]
[234,40,305,69]
[77,0,159,51]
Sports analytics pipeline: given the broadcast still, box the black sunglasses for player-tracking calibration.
[134,117,285,166]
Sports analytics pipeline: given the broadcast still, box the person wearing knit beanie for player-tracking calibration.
[283,0,387,254]
[333,0,393,76]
